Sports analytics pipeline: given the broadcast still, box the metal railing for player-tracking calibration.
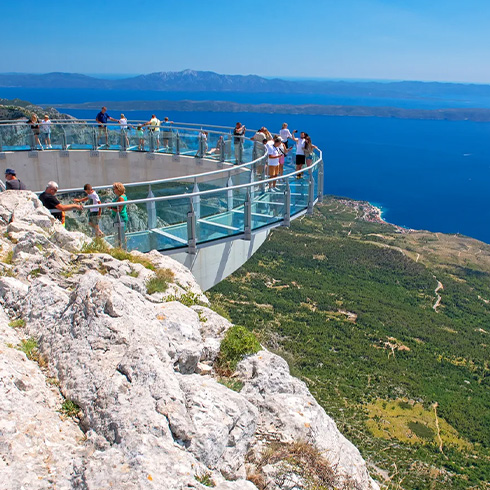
[0,118,324,253]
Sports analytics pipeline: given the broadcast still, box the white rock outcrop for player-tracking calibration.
[0,191,379,490]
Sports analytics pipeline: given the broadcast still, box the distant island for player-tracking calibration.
[3,69,490,100]
[56,99,490,122]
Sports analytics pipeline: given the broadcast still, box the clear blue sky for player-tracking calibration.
[2,0,490,83]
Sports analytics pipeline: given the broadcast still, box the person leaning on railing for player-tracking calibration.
[39,181,83,226]
[95,106,118,147]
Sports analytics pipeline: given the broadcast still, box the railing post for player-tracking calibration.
[283,179,291,227]
[61,129,67,151]
[249,169,255,201]
[149,131,155,152]
[92,128,98,150]
[121,130,127,151]
[193,179,201,219]
[187,199,197,254]
[244,189,252,240]
[227,172,234,211]
[175,132,181,155]
[219,138,225,162]
[307,167,315,215]
[198,130,204,158]
[114,211,127,249]
[318,159,324,203]
[147,185,157,229]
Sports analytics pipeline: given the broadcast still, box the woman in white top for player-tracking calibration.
[119,114,129,148]
[266,137,282,191]
[279,123,292,148]
[40,115,52,149]
[291,130,306,178]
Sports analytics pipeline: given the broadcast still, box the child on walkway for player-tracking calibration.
[74,184,104,237]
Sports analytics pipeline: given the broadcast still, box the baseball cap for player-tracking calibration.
[5,168,16,176]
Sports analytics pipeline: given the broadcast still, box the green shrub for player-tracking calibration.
[2,250,14,264]
[17,337,39,360]
[16,337,46,366]
[109,247,156,270]
[9,318,26,328]
[194,472,215,487]
[146,268,174,295]
[29,267,42,277]
[60,399,80,417]
[81,238,110,254]
[218,377,244,392]
[217,325,261,372]
[166,291,203,307]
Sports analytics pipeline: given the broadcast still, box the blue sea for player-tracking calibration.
[2,88,490,243]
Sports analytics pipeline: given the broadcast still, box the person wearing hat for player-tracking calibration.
[4,169,27,190]
[39,181,83,225]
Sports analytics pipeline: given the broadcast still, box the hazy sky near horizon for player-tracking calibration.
[3,0,490,83]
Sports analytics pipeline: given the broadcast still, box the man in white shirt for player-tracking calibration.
[145,115,161,150]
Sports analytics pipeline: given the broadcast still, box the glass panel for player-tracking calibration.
[196,188,245,243]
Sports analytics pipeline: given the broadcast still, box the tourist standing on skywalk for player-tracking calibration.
[40,114,52,149]
[279,123,293,148]
[291,130,306,178]
[96,107,118,148]
[145,115,161,150]
[233,122,246,164]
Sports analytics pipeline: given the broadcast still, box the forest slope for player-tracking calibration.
[210,196,490,490]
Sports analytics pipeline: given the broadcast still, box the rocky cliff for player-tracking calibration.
[0,191,379,490]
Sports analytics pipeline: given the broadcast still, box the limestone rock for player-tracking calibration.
[238,351,380,490]
[0,193,379,490]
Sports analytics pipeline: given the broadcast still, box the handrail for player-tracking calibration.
[0,119,257,136]
[0,118,266,194]
[79,150,322,211]
[54,152,267,195]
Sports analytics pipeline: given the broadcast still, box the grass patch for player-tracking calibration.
[109,248,156,271]
[146,268,174,295]
[166,291,204,307]
[194,472,215,487]
[9,318,26,328]
[59,399,80,418]
[81,239,157,271]
[216,325,261,373]
[0,267,15,277]
[80,238,110,254]
[2,250,14,264]
[248,441,362,490]
[16,337,46,366]
[366,399,471,450]
[126,270,139,277]
[29,267,42,277]
[218,377,244,392]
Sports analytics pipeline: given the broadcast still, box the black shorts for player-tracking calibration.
[89,212,100,225]
[296,154,305,167]
[282,140,289,148]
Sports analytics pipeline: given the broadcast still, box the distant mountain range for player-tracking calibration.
[2,69,490,99]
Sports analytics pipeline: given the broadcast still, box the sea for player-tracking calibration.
[2,87,490,244]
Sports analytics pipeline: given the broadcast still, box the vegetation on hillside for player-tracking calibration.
[209,196,490,489]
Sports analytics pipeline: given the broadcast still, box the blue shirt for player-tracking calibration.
[96,112,110,124]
